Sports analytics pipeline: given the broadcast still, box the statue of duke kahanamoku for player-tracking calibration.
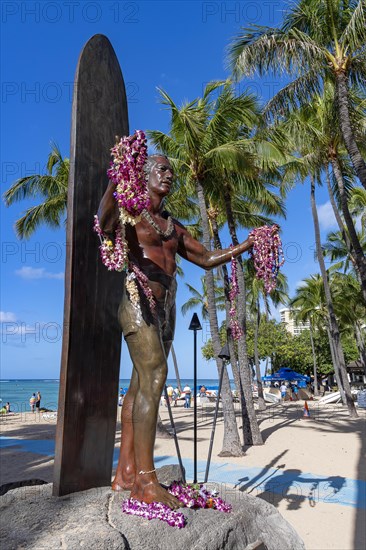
[97,151,254,509]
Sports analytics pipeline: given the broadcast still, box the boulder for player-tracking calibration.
[0,467,304,550]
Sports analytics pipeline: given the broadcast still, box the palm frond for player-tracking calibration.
[263,69,322,121]
[339,0,366,52]
[14,194,67,239]
[228,25,326,80]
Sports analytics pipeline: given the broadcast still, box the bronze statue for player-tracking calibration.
[98,155,254,509]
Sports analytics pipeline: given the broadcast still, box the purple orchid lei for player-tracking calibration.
[121,499,186,528]
[93,130,155,310]
[249,225,285,294]
[229,253,243,341]
[107,129,150,224]
[121,482,232,528]
[168,482,232,512]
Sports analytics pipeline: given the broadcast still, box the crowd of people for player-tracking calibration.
[161,384,211,409]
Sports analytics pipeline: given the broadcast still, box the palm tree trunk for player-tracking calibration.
[325,162,364,280]
[310,176,357,417]
[309,324,319,397]
[196,180,244,456]
[223,184,263,445]
[263,303,270,377]
[325,164,353,252]
[354,323,366,376]
[326,326,347,405]
[170,344,182,392]
[212,224,249,431]
[335,70,366,190]
[264,357,269,376]
[254,304,266,410]
[331,155,366,301]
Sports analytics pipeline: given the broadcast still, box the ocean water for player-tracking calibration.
[0,378,233,412]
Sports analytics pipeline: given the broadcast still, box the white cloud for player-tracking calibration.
[317,201,337,230]
[0,311,17,322]
[15,266,64,280]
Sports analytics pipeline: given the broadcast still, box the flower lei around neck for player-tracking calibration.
[228,225,284,340]
[93,130,155,311]
[121,482,232,528]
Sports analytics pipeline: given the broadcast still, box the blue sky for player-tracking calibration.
[1,1,339,380]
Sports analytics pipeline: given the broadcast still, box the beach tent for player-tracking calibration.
[262,368,310,386]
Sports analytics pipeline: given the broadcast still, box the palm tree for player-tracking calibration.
[349,186,366,227]
[149,81,253,455]
[290,275,329,396]
[324,226,366,274]
[281,83,366,300]
[228,0,366,189]
[150,81,290,446]
[3,143,68,239]
[181,275,226,320]
[310,175,357,415]
[275,99,358,415]
[331,272,366,373]
[246,264,289,408]
[204,90,287,445]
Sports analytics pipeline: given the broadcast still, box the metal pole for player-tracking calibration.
[163,385,186,483]
[193,328,198,483]
[204,360,225,483]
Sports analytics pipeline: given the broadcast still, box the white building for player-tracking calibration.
[280,308,311,336]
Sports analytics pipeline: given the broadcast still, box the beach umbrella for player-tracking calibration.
[262,367,310,382]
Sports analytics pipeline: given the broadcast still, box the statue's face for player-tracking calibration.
[147,157,174,197]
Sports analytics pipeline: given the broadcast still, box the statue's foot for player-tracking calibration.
[112,473,135,491]
[130,480,183,509]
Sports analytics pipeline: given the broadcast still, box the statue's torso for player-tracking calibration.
[126,218,179,300]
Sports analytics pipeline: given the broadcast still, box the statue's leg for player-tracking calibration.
[112,368,138,491]
[125,324,182,509]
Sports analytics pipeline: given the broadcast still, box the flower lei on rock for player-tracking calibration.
[229,252,243,341]
[93,130,155,311]
[121,482,231,528]
[249,225,285,294]
[168,482,232,512]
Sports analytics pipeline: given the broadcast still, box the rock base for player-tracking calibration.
[0,465,304,550]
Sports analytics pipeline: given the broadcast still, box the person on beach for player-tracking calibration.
[98,153,255,509]
[5,402,11,414]
[29,393,36,413]
[166,384,174,406]
[118,387,124,407]
[172,387,180,407]
[183,384,192,408]
[35,391,41,412]
[292,383,299,401]
[280,382,287,402]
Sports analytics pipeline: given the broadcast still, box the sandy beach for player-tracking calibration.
[1,399,365,550]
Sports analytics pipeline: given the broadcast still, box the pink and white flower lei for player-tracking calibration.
[229,253,243,341]
[249,225,285,294]
[121,482,231,528]
[93,130,155,310]
[93,216,128,272]
[108,129,150,225]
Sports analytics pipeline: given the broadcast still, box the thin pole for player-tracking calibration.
[163,385,186,483]
[204,361,225,483]
[193,328,198,483]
